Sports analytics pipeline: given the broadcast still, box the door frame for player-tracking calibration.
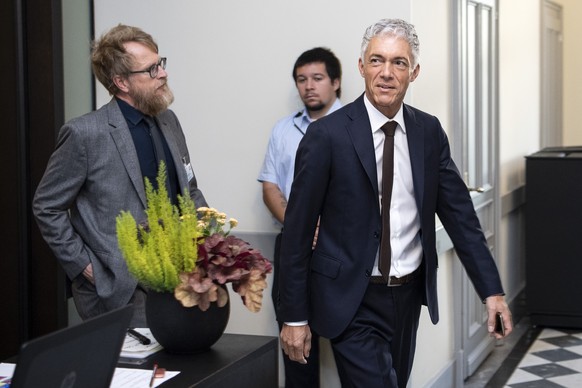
[451,0,501,381]
[540,0,563,148]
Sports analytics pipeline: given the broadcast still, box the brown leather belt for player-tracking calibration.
[369,267,421,286]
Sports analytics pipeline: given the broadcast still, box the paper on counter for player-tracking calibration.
[120,328,163,359]
[111,367,180,387]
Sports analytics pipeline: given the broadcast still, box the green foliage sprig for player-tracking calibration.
[116,163,201,292]
[117,162,273,312]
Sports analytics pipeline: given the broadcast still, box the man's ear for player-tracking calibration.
[358,58,365,77]
[410,64,420,82]
[332,78,340,92]
[112,75,130,93]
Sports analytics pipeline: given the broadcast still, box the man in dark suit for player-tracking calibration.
[278,18,512,387]
[33,25,207,327]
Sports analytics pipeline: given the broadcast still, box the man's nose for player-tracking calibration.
[380,63,393,78]
[157,65,168,78]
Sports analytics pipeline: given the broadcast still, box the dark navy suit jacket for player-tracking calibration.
[278,94,504,339]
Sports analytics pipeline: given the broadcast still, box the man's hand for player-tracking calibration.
[280,324,312,364]
[82,263,95,285]
[312,219,320,250]
[485,295,513,339]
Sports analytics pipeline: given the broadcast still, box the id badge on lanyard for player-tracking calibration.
[182,156,194,182]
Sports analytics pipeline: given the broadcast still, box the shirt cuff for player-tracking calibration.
[284,321,308,326]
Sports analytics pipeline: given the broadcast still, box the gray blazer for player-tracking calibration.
[33,98,207,310]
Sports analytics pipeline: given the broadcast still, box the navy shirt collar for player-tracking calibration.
[116,97,148,127]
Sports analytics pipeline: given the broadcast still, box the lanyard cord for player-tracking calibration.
[293,123,305,136]
[293,111,305,136]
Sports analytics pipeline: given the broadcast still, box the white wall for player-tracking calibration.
[497,0,582,192]
[498,0,542,194]
[559,0,582,145]
[496,0,544,320]
[93,0,411,234]
[62,0,92,121]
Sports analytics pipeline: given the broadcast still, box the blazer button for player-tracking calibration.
[373,231,380,239]
[365,269,371,277]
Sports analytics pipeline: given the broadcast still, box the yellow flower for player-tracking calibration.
[117,162,272,313]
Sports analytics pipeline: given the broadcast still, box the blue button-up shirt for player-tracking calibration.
[258,99,343,215]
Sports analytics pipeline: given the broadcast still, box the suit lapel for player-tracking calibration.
[346,95,379,195]
[403,104,425,213]
[107,99,147,207]
[156,114,189,195]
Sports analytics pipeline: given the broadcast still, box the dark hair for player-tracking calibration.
[292,47,342,98]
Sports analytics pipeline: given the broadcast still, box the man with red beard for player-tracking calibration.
[33,25,207,327]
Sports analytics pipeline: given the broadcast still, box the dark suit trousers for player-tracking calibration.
[330,275,423,388]
[71,275,147,328]
[273,231,320,388]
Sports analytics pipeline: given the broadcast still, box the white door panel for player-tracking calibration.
[453,0,499,380]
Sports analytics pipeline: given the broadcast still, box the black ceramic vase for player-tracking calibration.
[146,287,230,354]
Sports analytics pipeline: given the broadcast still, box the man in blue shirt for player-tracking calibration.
[258,47,342,388]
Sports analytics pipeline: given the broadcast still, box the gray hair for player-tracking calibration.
[361,19,420,69]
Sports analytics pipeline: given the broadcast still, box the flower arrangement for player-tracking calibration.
[116,163,272,313]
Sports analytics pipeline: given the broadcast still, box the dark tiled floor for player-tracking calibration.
[502,327,582,387]
[465,320,582,387]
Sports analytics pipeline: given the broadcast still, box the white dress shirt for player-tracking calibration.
[364,95,423,278]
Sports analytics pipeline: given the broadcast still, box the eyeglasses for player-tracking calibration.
[128,57,167,78]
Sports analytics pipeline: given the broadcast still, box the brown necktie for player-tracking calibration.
[379,121,397,282]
